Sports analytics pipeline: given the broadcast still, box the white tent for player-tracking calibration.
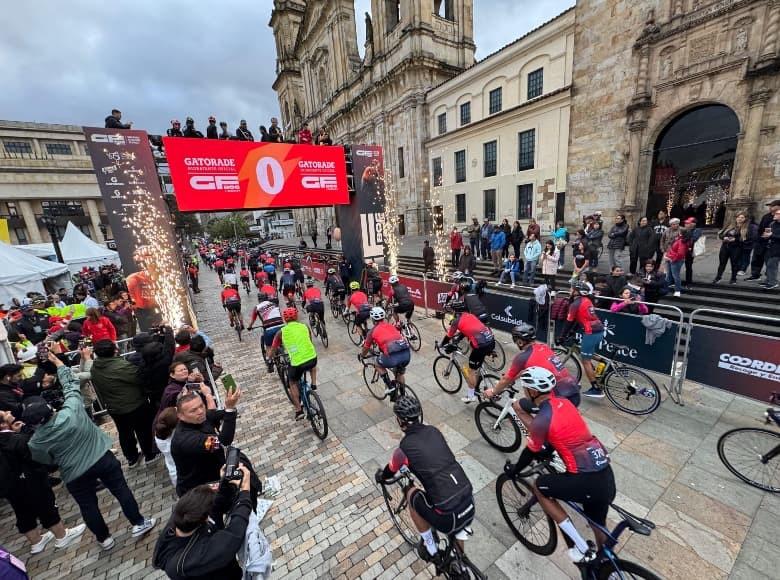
[16,222,121,274]
[0,242,70,307]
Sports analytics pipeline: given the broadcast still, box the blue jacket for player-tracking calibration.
[490,231,506,250]
[503,258,521,273]
[524,239,542,261]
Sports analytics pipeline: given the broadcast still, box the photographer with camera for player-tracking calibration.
[153,462,252,579]
[171,383,259,503]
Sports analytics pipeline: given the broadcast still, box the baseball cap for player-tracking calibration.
[767,199,780,206]
[684,217,697,225]
[669,218,680,225]
[21,397,54,426]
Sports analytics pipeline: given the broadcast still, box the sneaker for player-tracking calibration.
[130,517,157,538]
[294,410,305,421]
[495,282,502,286]
[673,291,681,297]
[584,386,605,399]
[128,457,143,469]
[310,383,317,391]
[764,283,779,290]
[144,453,162,465]
[510,284,516,288]
[712,278,720,284]
[567,547,596,563]
[461,395,477,404]
[416,539,441,564]
[54,524,86,549]
[99,536,115,551]
[745,276,760,281]
[737,271,745,276]
[729,280,737,285]
[30,531,54,555]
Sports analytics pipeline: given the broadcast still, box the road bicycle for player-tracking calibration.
[345,311,367,346]
[718,392,780,493]
[226,306,244,341]
[474,386,530,453]
[496,458,661,580]
[381,300,422,352]
[552,340,660,415]
[328,290,346,320]
[379,466,487,579]
[439,302,506,372]
[360,353,424,423]
[432,340,500,399]
[242,277,251,294]
[307,310,329,348]
[274,351,328,439]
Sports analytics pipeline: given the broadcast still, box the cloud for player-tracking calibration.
[0,0,573,133]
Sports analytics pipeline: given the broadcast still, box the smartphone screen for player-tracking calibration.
[222,374,237,394]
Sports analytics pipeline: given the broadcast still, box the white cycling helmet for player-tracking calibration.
[389,275,399,284]
[519,366,556,393]
[369,306,386,321]
[452,271,464,280]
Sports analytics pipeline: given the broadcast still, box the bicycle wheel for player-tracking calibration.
[475,402,522,452]
[331,299,340,320]
[399,384,424,423]
[319,323,329,348]
[235,322,243,342]
[553,347,583,383]
[603,366,661,415]
[260,340,269,364]
[278,364,292,403]
[405,322,422,352]
[381,482,417,546]
[362,364,387,400]
[347,320,362,346]
[451,553,488,580]
[433,355,463,394]
[484,340,506,372]
[596,558,663,580]
[307,391,328,440]
[441,311,455,331]
[477,374,503,415]
[495,474,557,555]
[717,428,780,492]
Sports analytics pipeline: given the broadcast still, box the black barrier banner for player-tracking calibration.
[83,127,194,330]
[481,291,549,342]
[553,309,677,374]
[685,325,780,401]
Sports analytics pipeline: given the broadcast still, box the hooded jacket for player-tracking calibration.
[89,356,146,415]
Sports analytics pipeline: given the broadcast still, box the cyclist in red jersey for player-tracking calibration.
[485,323,581,407]
[220,284,242,327]
[239,267,250,291]
[214,259,225,284]
[302,278,325,325]
[259,284,277,302]
[254,269,268,288]
[506,366,614,563]
[556,282,606,398]
[360,307,411,394]
[347,281,371,340]
[439,302,495,404]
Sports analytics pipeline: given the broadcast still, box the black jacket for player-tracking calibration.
[641,271,667,302]
[0,384,27,416]
[11,313,50,344]
[457,253,476,274]
[139,327,175,399]
[183,126,204,138]
[235,127,254,141]
[607,222,629,250]
[756,213,775,247]
[628,225,657,259]
[206,124,218,139]
[103,308,130,337]
[152,488,251,580]
[604,274,627,298]
[267,126,282,142]
[105,116,130,129]
[767,220,780,258]
[171,409,236,497]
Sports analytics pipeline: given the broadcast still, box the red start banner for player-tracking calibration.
[163,138,350,211]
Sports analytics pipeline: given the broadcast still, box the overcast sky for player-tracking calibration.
[0,0,572,133]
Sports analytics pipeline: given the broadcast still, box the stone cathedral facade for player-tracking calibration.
[270,0,476,236]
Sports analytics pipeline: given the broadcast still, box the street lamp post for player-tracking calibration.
[40,215,65,264]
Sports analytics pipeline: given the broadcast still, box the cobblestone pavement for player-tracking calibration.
[3,268,779,579]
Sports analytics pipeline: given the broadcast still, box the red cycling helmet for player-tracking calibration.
[282,307,298,322]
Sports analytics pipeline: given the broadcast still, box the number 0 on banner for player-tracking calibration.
[256,157,284,196]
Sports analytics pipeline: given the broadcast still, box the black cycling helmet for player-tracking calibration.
[572,281,592,296]
[393,395,421,422]
[511,323,536,342]
[450,301,467,313]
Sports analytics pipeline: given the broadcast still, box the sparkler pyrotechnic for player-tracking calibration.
[378,166,401,274]
[428,183,450,279]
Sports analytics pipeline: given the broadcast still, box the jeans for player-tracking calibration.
[491,249,503,271]
[480,238,490,260]
[111,403,158,463]
[750,244,767,278]
[469,238,478,255]
[498,270,517,285]
[451,249,461,267]
[666,260,683,292]
[558,246,565,266]
[608,248,626,270]
[523,259,538,285]
[66,451,144,542]
[766,256,779,285]
[738,248,752,273]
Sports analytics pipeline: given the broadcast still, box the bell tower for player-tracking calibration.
[270,0,307,133]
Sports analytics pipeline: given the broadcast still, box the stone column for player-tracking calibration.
[634,46,651,98]
[18,200,42,243]
[85,198,105,243]
[759,0,780,61]
[623,121,647,214]
[730,90,772,217]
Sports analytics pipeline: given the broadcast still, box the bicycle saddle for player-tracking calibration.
[610,504,655,536]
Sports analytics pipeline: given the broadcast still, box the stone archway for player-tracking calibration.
[646,104,740,227]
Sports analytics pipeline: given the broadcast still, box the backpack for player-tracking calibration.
[550,296,571,321]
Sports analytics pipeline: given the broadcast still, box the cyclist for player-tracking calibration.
[347,281,371,341]
[484,323,581,407]
[223,267,239,291]
[556,282,606,398]
[302,278,325,326]
[263,259,277,288]
[268,307,318,421]
[359,306,410,397]
[280,268,297,306]
[446,271,466,301]
[239,266,251,292]
[375,396,474,566]
[258,283,278,303]
[291,257,305,295]
[506,367,614,563]
[364,261,383,304]
[214,257,225,283]
[247,292,284,372]
[220,283,242,328]
[254,268,268,289]
[388,275,414,326]
[324,268,346,310]
[439,301,495,404]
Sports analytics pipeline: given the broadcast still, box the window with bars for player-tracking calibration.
[42,200,84,216]
[527,68,544,99]
[454,150,466,183]
[460,102,471,125]
[3,141,33,155]
[488,88,502,114]
[432,157,443,186]
[438,112,447,135]
[483,189,496,221]
[45,143,72,155]
[517,184,534,219]
[398,146,405,178]
[14,228,28,244]
[455,194,466,222]
[483,140,497,177]
[518,129,535,171]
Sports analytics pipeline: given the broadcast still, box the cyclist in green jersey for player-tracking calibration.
[268,307,318,420]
